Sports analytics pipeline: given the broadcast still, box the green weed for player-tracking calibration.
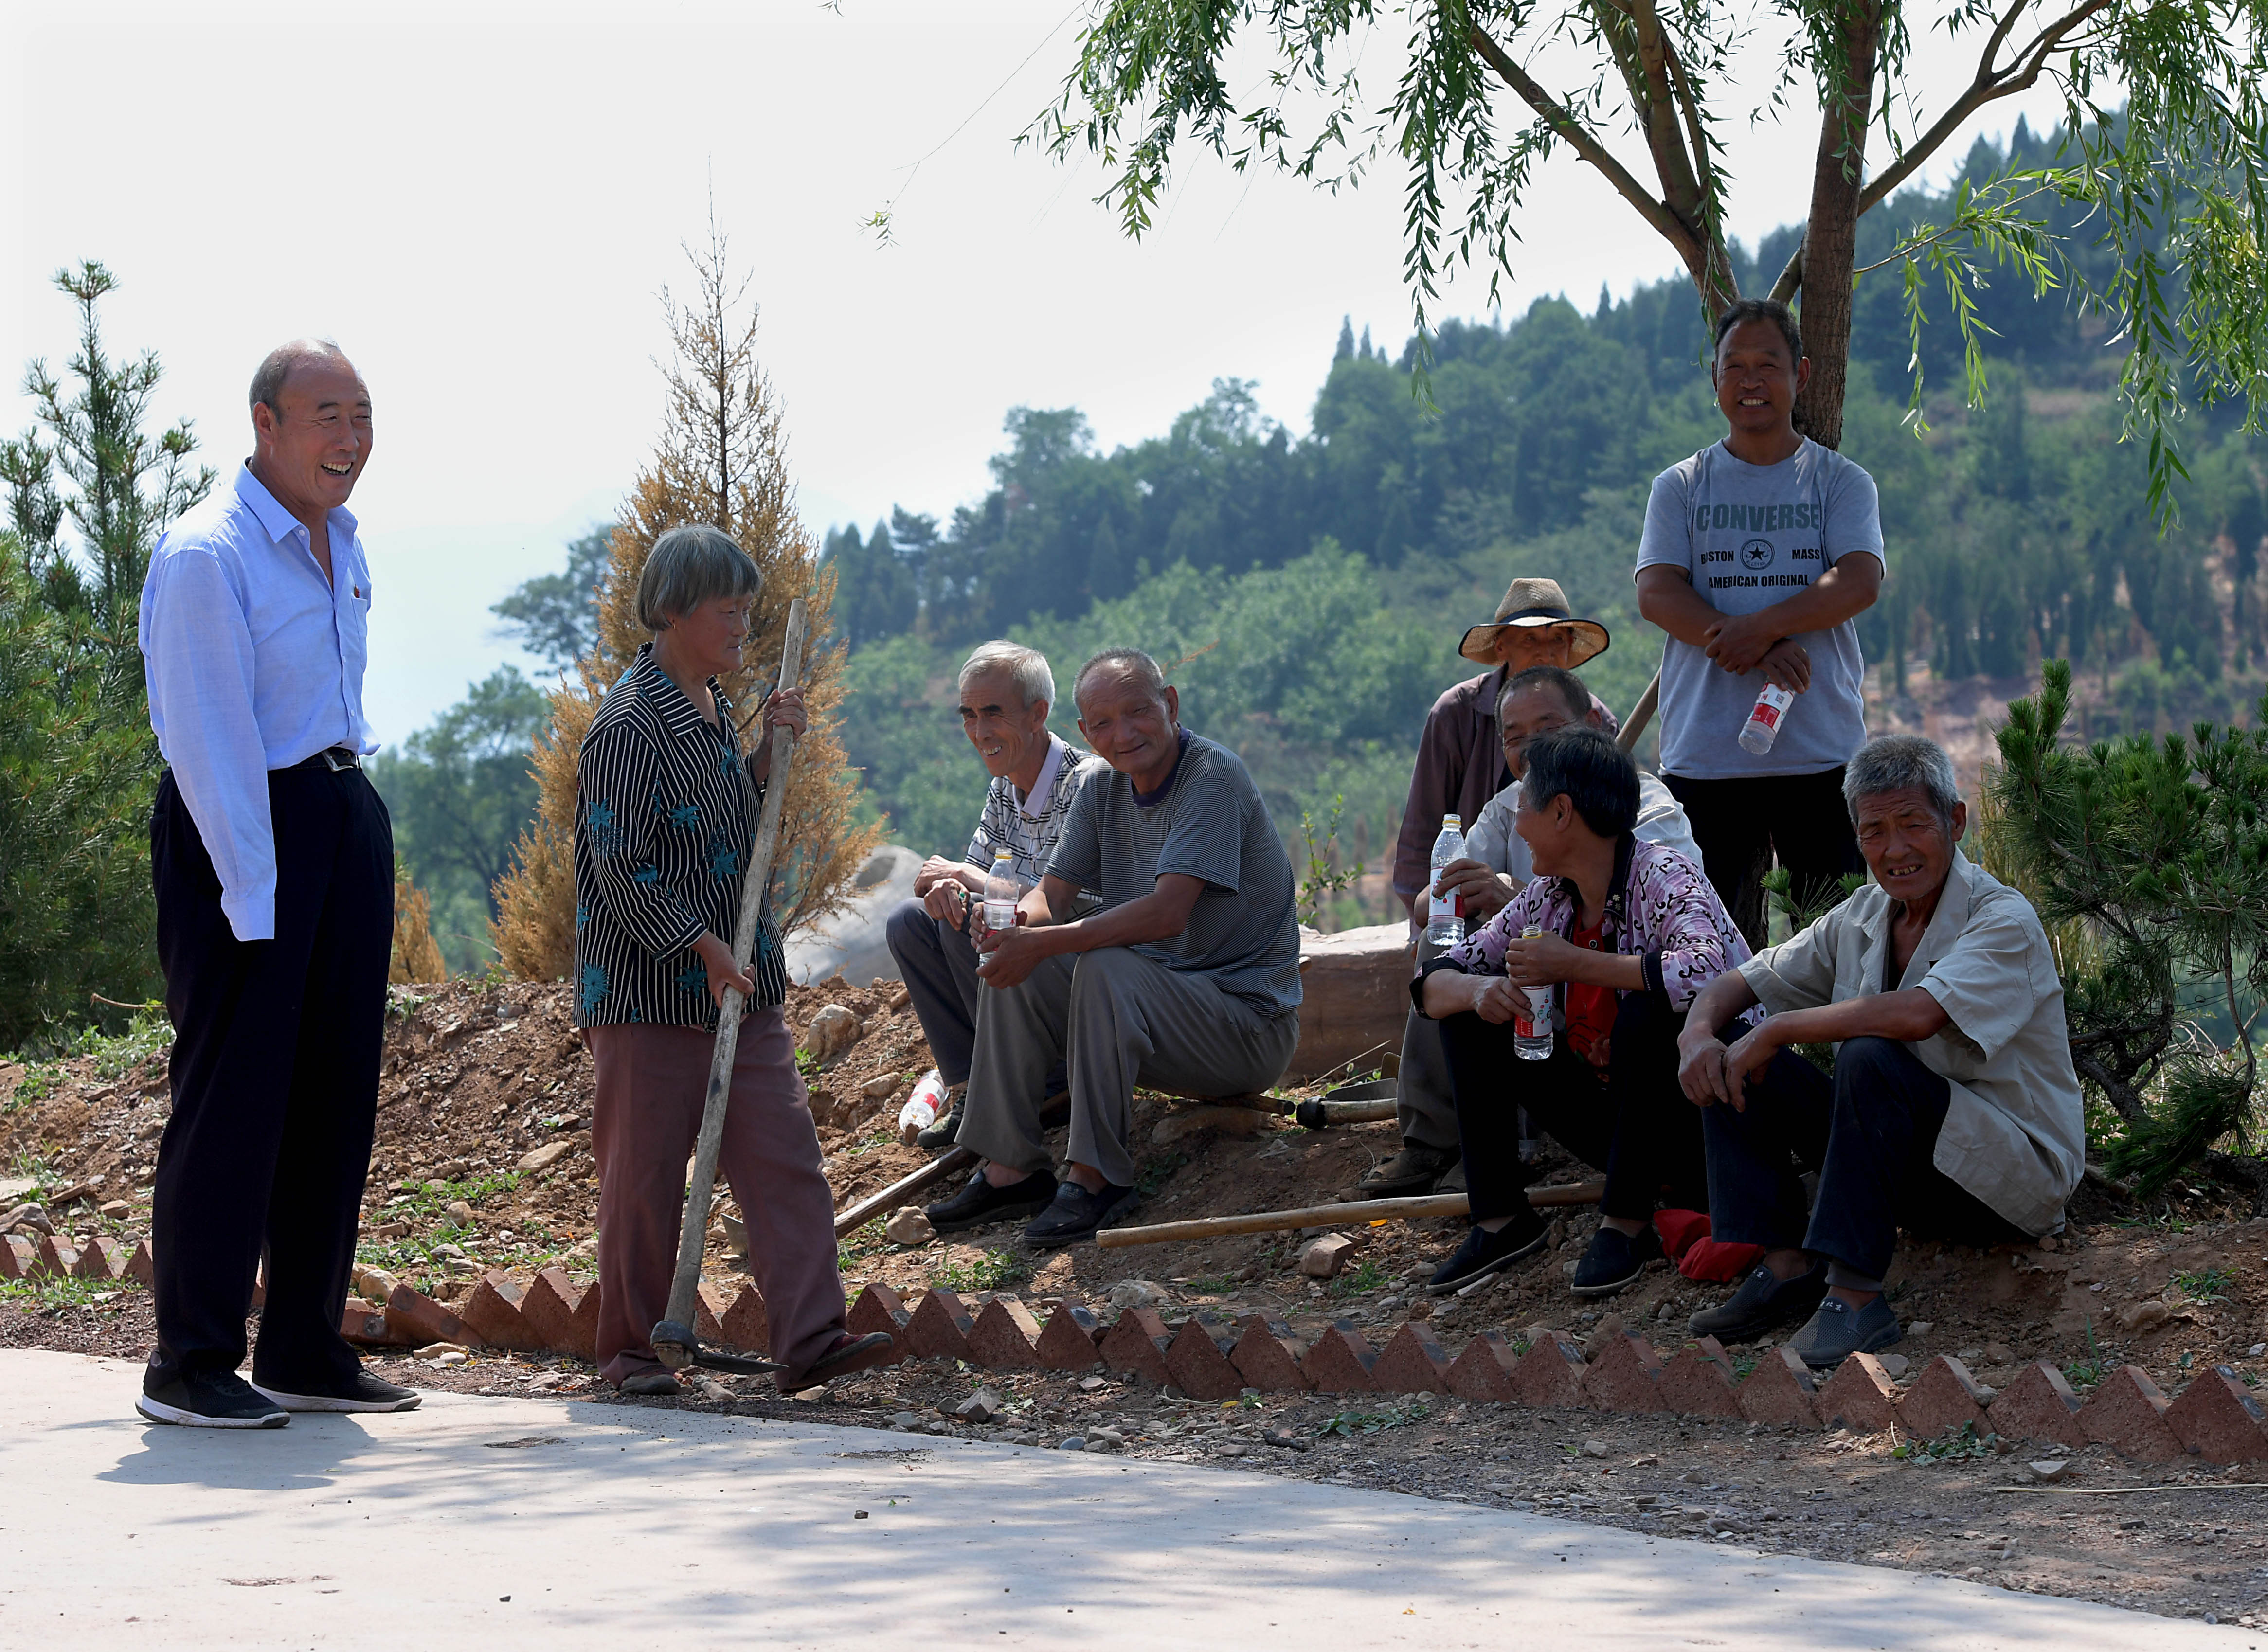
[1186,1275,1242,1296]
[0,1274,138,1311]
[1314,1399,1432,1437]
[931,1248,1030,1293]
[1134,1152,1188,1199]
[2063,1318,2111,1390]
[1891,1421,2002,1463]
[794,1046,822,1079]
[837,1218,886,1274]
[2177,1266,2235,1305]
[1327,1260,1386,1298]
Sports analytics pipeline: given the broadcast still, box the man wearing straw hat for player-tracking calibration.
[1368,577,1617,1198]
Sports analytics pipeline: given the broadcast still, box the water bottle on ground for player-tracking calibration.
[1738,683,1797,755]
[1426,814,1466,947]
[1515,924,1553,1061]
[899,1069,949,1144]
[982,848,1020,934]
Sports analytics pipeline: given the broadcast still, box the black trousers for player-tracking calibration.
[1702,1034,2027,1285]
[1660,766,1863,950]
[1439,990,1706,1225]
[149,761,393,1385]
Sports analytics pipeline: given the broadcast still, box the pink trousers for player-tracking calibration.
[588,1010,846,1386]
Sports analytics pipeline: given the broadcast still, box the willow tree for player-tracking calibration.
[491,228,880,981]
[1034,0,2268,489]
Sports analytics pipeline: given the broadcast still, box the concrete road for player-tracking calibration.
[0,1349,2247,1650]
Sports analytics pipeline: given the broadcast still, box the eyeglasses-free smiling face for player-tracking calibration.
[958,668,1050,781]
[1496,683,1591,780]
[254,354,373,521]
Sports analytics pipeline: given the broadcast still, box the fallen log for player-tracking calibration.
[833,1148,975,1239]
[1094,1178,1604,1248]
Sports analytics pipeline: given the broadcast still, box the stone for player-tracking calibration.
[803,1005,864,1066]
[1098,1307,1174,1385]
[1656,1337,1744,1420]
[967,1297,1046,1370]
[415,1341,470,1359]
[1580,1331,1667,1413]
[1737,1346,1822,1429]
[2116,1300,2171,1334]
[0,1176,36,1203]
[1298,1234,1357,1279]
[1164,1317,1246,1401]
[904,1289,977,1361]
[98,1199,130,1220]
[2080,1365,2185,1461]
[0,1202,48,1235]
[123,1239,155,1288]
[1987,1362,2089,1450]
[445,1200,476,1224]
[1580,1438,1609,1459]
[846,1281,912,1343]
[522,1268,597,1361]
[720,1284,771,1356]
[2028,1459,2072,1483]
[861,1072,903,1103]
[357,1266,401,1301]
[385,1282,468,1350]
[1230,1314,1312,1394]
[884,1207,936,1247]
[1815,1353,1904,1435]
[954,1387,1005,1425]
[73,1236,128,1281]
[1286,922,1412,1084]
[1036,1302,1105,1372]
[694,1282,734,1346]
[517,1142,573,1173]
[1506,1328,1588,1408]
[1580,1313,1630,1363]
[1106,1279,1168,1311]
[1301,1322,1381,1393]
[1151,1106,1279,1147]
[1370,1321,1452,1395]
[1878,1353,1911,1379]
[1897,1355,1992,1441]
[35,1235,78,1276]
[458,1271,545,1352]
[2163,1366,2268,1463]
[1442,1331,1519,1405]
[0,1234,34,1281]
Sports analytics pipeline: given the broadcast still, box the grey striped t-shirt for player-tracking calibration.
[1045,731,1302,1017]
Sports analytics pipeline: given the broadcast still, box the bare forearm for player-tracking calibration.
[1570,950,1647,991]
[1748,554,1882,636]
[1422,969,1487,1019]
[1757,988,1947,1048]
[1637,568,1722,647]
[1686,970,1762,1037]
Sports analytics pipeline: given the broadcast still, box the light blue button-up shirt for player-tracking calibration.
[140,464,375,941]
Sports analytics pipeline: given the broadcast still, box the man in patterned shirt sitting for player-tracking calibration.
[885,641,1102,1149]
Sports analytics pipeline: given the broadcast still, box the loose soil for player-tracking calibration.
[8,977,2268,1628]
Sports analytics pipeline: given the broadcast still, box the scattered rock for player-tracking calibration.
[1879,1353,1911,1379]
[889,1411,921,1429]
[1216,1442,1249,1458]
[1057,1436,1087,1451]
[804,1005,864,1066]
[1908,1321,1934,1338]
[445,1200,476,1224]
[2116,1302,2171,1334]
[414,1341,469,1358]
[884,1207,936,1247]
[1981,1341,2015,1365]
[860,1072,903,1102]
[1086,1426,1124,1450]
[954,1388,1005,1425]
[1263,1428,1312,1452]
[0,1178,36,1204]
[1581,1438,1608,1459]
[1299,1233,1357,1279]
[517,1142,572,1173]
[1077,1375,1108,1392]
[1,1203,52,1235]
[98,1199,131,1219]
[1107,1279,1169,1309]
[2029,1460,2072,1482]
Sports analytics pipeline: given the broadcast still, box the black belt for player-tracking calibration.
[294,745,362,772]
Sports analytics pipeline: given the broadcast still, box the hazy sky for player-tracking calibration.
[2,1,2066,742]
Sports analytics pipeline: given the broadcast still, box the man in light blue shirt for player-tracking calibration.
[136,339,418,1428]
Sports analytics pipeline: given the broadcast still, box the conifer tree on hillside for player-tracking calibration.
[490,226,879,981]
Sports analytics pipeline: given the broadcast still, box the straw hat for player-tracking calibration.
[1458,576,1611,666]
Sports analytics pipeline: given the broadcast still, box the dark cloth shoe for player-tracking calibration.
[138,1367,290,1429]
[1687,1260,1829,1343]
[926,1166,1057,1232]
[1021,1180,1138,1249]
[618,1369,684,1396]
[1357,1142,1458,1197]
[1570,1222,1664,1296]
[1427,1209,1549,1295]
[780,1330,897,1393]
[250,1369,421,1413]
[1787,1293,1903,1368]
[916,1103,964,1152]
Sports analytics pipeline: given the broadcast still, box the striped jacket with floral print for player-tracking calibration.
[571,642,786,1029]
[1428,834,1758,1026]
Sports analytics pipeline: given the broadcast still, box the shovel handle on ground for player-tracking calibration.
[653,598,808,1374]
[1091,1178,1603,1248]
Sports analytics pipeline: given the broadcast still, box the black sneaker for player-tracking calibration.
[916,1104,964,1152]
[249,1370,422,1413]
[926,1166,1058,1232]
[1427,1210,1549,1295]
[1687,1260,1828,1342]
[1021,1180,1138,1249]
[138,1367,290,1429]
[1570,1223,1664,1296]
[1786,1293,1903,1368]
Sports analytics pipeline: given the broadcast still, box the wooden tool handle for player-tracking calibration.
[1093,1178,1602,1248]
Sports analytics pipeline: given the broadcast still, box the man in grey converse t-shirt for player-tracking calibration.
[1636,298,1885,944]
[924,648,1302,1248]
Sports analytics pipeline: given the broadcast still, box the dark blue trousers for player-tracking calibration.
[1703,1034,2025,1284]
[149,761,393,1385]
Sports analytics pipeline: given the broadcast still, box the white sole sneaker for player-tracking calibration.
[248,1383,421,1414]
[136,1392,289,1429]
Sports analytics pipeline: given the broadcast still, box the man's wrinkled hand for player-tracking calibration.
[1718,1024,1781,1111]
[1702,611,1781,675]
[1500,931,1582,987]
[913,855,965,897]
[921,879,967,926]
[974,915,1043,988]
[1677,1028,1732,1108]
[1757,638,1812,694]
[1434,857,1514,922]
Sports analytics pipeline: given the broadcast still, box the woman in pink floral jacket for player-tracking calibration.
[1416,728,1753,1298]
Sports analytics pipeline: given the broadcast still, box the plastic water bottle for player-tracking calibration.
[898,1069,949,1145]
[1738,683,1797,755]
[1515,924,1553,1060]
[1426,814,1466,946]
[982,848,1020,934]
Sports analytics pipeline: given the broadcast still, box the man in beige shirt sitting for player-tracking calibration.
[1674,735,2083,1367]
